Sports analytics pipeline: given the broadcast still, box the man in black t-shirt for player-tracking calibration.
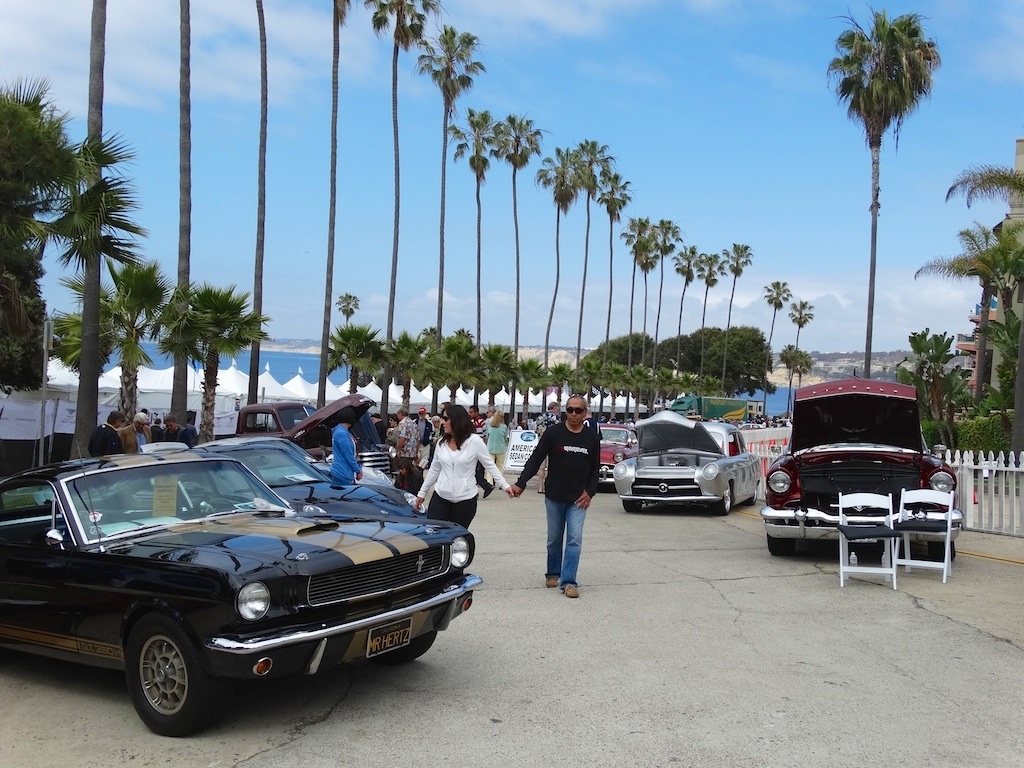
[510,395,599,598]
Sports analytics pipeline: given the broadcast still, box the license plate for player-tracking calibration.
[366,618,412,658]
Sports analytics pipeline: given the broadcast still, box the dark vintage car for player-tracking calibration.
[612,411,761,514]
[236,394,394,474]
[597,425,639,486]
[189,438,418,517]
[0,453,479,736]
[760,378,962,557]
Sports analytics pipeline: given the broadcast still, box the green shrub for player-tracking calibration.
[955,415,1011,456]
[921,420,943,450]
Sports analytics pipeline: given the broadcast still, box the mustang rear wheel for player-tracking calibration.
[125,613,228,737]
[766,534,796,556]
[369,630,437,666]
[622,499,642,513]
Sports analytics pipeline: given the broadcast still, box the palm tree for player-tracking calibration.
[924,223,1024,396]
[327,323,385,394]
[160,284,269,443]
[572,140,613,366]
[762,280,792,413]
[597,171,631,388]
[52,138,146,454]
[389,330,429,411]
[828,9,940,378]
[438,334,478,402]
[720,243,752,384]
[72,0,108,455]
[450,108,497,354]
[787,300,814,412]
[418,25,484,348]
[336,292,359,325]
[317,0,352,408]
[651,219,681,370]
[536,146,581,367]
[548,362,574,405]
[621,217,654,366]
[493,115,543,369]
[171,0,193,421]
[479,343,516,406]
[516,358,549,419]
[365,0,440,417]
[247,0,269,406]
[695,251,725,382]
[946,164,1024,439]
[673,244,697,372]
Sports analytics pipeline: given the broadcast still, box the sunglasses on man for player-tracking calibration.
[565,407,586,415]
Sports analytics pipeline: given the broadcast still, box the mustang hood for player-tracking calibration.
[791,378,923,453]
[635,411,723,455]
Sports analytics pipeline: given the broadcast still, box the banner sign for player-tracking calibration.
[504,429,542,472]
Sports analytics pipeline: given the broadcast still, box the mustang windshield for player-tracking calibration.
[66,459,284,542]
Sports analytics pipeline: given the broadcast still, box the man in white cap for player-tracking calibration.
[118,412,153,454]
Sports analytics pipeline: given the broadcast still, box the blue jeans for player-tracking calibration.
[545,497,587,588]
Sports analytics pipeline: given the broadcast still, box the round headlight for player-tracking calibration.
[237,582,271,621]
[613,450,624,462]
[929,471,955,493]
[451,536,471,568]
[613,461,630,479]
[702,463,720,480]
[768,471,792,494]
[387,445,397,458]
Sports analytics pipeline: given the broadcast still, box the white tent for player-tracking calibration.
[213,360,249,397]
[255,364,299,401]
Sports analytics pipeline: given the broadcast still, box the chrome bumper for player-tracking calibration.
[206,573,482,655]
[619,492,720,504]
[760,506,963,541]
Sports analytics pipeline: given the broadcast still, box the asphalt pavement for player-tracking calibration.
[3,481,1024,768]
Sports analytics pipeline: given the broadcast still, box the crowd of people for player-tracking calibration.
[87,409,198,457]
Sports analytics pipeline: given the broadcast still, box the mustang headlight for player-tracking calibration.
[237,582,271,621]
[929,471,955,494]
[768,471,792,494]
[701,463,720,480]
[451,536,471,568]
[613,450,624,462]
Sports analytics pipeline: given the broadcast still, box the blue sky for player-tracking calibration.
[3,0,1023,359]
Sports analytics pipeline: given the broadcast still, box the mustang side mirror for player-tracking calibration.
[45,529,65,546]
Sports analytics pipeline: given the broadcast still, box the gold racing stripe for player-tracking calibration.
[0,623,123,660]
[166,518,427,563]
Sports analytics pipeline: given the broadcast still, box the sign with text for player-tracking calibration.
[504,429,541,472]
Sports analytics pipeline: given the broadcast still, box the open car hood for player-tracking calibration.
[634,410,723,455]
[791,378,924,453]
[286,393,379,449]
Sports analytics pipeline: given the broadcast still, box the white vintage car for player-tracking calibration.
[612,411,761,514]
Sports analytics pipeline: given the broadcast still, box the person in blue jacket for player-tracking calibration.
[330,406,363,485]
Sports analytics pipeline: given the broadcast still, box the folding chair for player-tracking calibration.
[894,489,956,584]
[837,492,900,589]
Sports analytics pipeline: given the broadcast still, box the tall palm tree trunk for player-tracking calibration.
[544,210,562,368]
[764,309,778,416]
[510,169,522,423]
[676,285,688,375]
[863,140,881,379]
[437,108,451,349]
[474,175,482,355]
[73,0,106,456]
[318,4,340,408]
[626,262,636,415]
[602,217,614,415]
[698,284,710,382]
[172,0,192,421]
[640,275,649,363]
[974,283,991,404]
[721,278,737,384]
[248,0,268,405]
[200,349,219,443]
[652,259,664,370]
[575,198,592,366]
[381,40,402,418]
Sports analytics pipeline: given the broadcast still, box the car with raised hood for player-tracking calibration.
[597,425,639,486]
[612,411,760,514]
[759,377,962,557]
[0,452,479,736]
[235,393,393,474]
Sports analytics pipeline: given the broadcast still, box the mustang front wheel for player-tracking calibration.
[126,614,228,737]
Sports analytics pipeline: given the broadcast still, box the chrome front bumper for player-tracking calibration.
[760,506,963,541]
[206,573,482,655]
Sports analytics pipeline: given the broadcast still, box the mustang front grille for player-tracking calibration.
[307,546,447,606]
[797,461,920,513]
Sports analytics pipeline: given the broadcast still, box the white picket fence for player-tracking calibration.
[743,430,1024,538]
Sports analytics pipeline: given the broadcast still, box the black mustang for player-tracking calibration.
[0,452,479,736]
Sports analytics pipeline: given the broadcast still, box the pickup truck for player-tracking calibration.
[234,394,393,474]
